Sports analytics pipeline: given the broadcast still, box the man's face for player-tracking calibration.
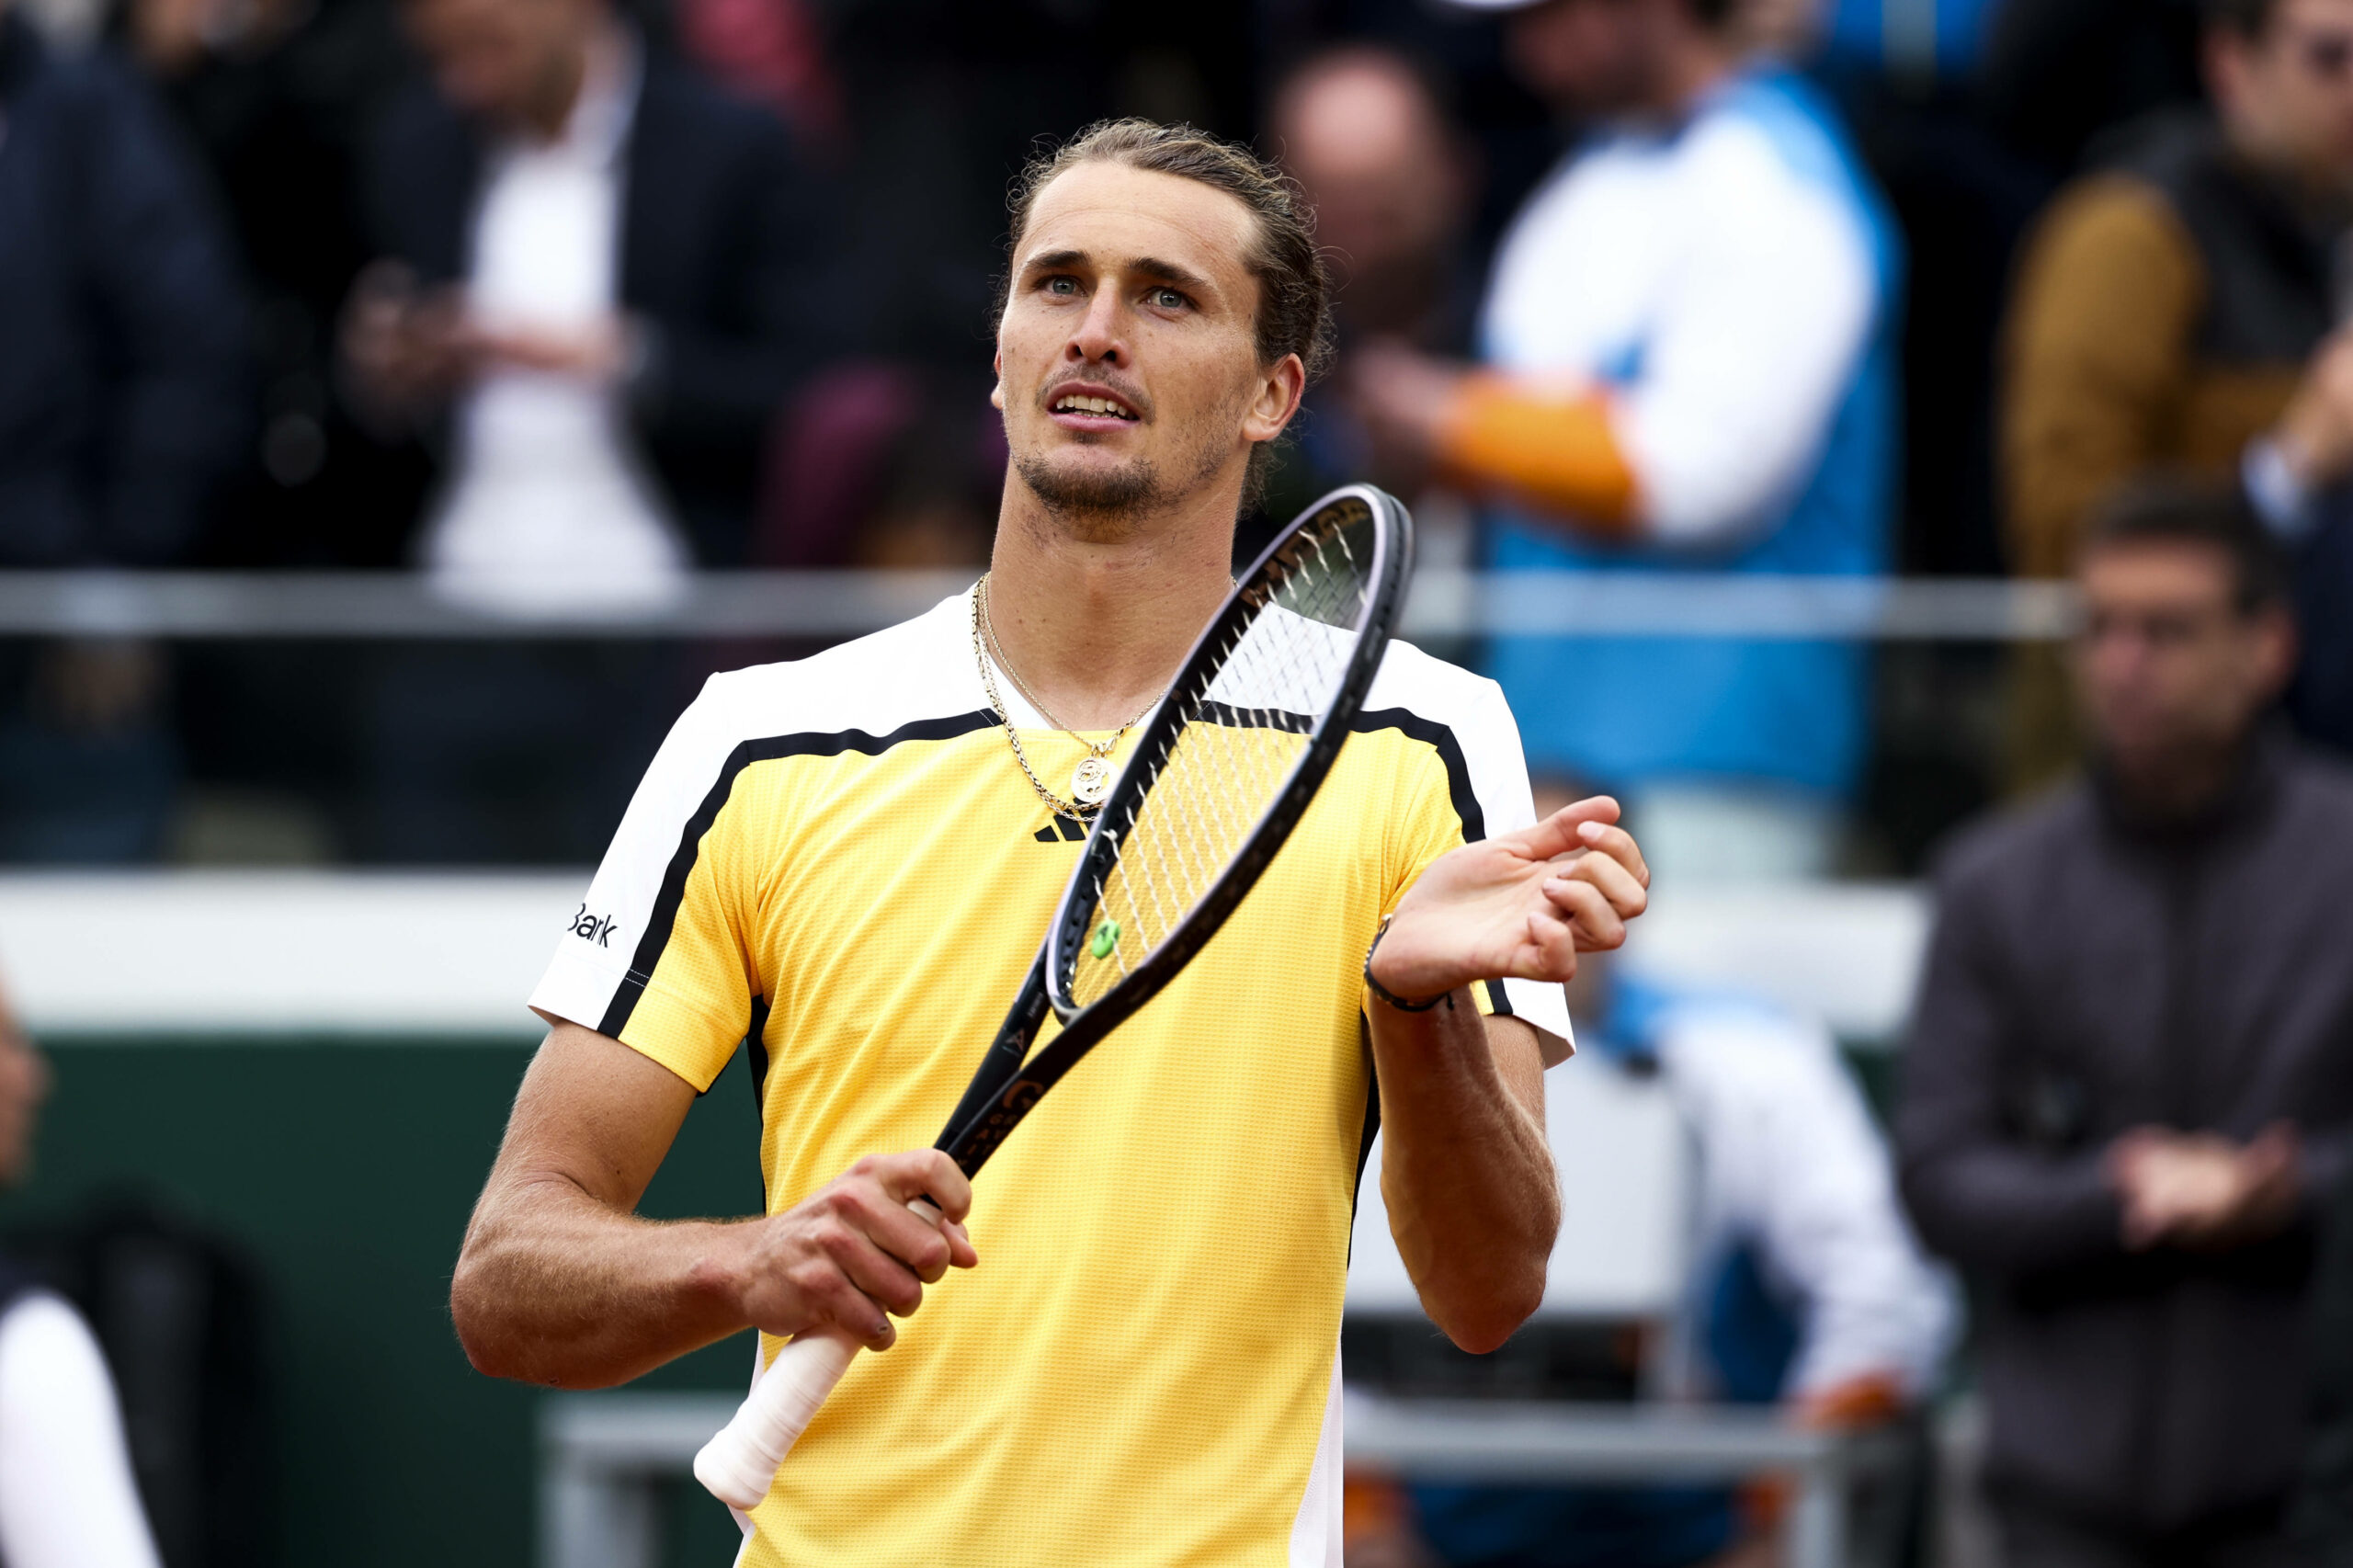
[404,0,583,129]
[2212,0,2353,187]
[2075,541,2293,779]
[1506,0,1673,117]
[994,161,1302,533]
[1276,62,1464,291]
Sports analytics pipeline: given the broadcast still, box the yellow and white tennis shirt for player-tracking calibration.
[529,590,1571,1568]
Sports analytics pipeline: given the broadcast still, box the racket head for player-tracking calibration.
[1042,483,1413,1026]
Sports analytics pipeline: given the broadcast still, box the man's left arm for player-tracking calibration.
[1366,800,1648,1352]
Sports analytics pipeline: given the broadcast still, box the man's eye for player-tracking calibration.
[1151,288,1188,310]
[1044,277,1079,296]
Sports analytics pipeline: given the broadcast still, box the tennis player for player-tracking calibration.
[452,119,1650,1566]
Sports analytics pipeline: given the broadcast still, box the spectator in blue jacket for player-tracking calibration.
[0,0,245,860]
[1349,0,1900,884]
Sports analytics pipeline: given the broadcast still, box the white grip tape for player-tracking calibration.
[694,1324,859,1509]
[691,1196,949,1511]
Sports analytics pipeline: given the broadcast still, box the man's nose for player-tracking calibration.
[1069,291,1126,366]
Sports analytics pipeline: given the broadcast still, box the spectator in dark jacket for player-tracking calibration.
[1897,479,2353,1568]
[343,0,833,596]
[113,0,420,567]
[335,0,831,859]
[2296,1156,2353,1562]
[0,2,244,568]
[0,0,245,861]
[2000,0,2353,781]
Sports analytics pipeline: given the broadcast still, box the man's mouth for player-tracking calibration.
[1049,390,1141,422]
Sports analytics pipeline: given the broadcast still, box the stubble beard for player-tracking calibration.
[1012,415,1238,542]
[1012,449,1169,541]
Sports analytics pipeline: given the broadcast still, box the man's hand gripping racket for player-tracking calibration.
[693,485,1416,1511]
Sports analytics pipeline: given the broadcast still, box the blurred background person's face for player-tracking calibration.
[1506,0,1677,117]
[1272,53,1468,336]
[0,1019,51,1189]
[2211,0,2353,193]
[404,0,593,135]
[2076,542,2293,789]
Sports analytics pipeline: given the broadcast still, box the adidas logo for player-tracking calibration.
[1031,817,1087,844]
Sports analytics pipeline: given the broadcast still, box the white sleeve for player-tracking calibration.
[1456,677,1575,1066]
[1617,124,1880,545]
[528,671,745,1040]
[1658,1009,1955,1399]
[0,1294,165,1568]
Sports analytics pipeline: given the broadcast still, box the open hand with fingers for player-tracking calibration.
[723,1150,977,1352]
[1370,795,1650,1004]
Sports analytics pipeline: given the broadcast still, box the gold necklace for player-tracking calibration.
[977,575,1156,809]
[971,577,1155,819]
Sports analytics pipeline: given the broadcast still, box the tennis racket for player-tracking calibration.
[693,483,1413,1511]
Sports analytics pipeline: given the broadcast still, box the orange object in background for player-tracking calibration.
[1343,1470,1433,1568]
[1435,376,1642,536]
[1739,1371,1909,1535]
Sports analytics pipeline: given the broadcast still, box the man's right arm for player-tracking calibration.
[450,1021,975,1390]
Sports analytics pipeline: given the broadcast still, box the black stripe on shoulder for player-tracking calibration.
[1347,706,1514,1018]
[597,709,1002,1040]
[1348,706,1483,839]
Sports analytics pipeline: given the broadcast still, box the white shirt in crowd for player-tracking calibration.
[1644,992,1955,1401]
[422,33,690,620]
[1480,87,1880,546]
[0,1293,164,1568]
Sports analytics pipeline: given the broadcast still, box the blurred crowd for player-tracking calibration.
[0,0,2347,869]
[5,2,2353,1568]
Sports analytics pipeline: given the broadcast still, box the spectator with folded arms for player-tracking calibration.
[1899,480,2353,1568]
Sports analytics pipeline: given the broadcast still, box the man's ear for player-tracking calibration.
[1242,352,1307,446]
[991,347,1006,411]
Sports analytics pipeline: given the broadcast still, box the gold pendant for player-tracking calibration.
[1072,755,1111,805]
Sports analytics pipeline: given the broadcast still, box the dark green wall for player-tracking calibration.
[1,1037,767,1567]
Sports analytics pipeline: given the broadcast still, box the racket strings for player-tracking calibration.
[1069,507,1376,1007]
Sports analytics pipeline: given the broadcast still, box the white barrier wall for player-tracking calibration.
[0,872,579,1036]
[0,873,1931,1040]
[1349,1062,1695,1319]
[0,872,1933,1316]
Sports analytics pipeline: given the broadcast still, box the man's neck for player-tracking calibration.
[2101,730,2260,829]
[2221,122,2353,228]
[982,474,1244,730]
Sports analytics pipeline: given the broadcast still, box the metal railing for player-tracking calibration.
[0,569,2077,642]
[538,1391,1913,1568]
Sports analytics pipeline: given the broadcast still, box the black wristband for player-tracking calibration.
[1364,915,1454,1013]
